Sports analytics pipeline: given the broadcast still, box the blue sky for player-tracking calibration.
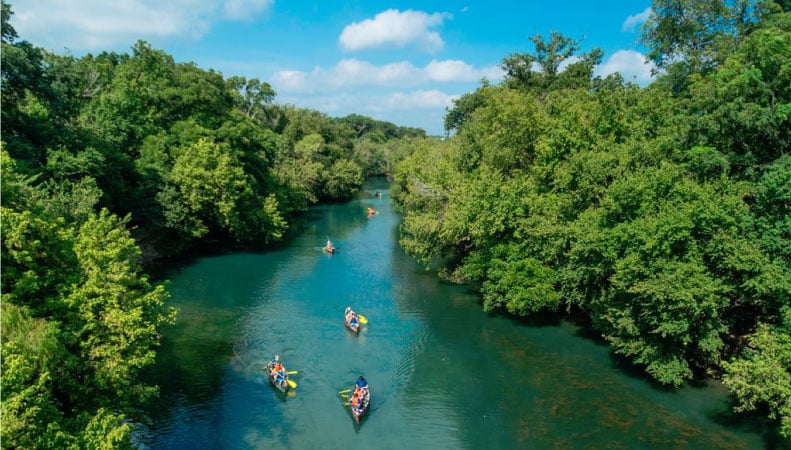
[9,1,656,135]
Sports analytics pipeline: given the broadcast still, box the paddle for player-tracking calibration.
[287,370,298,375]
[358,314,368,324]
[287,379,297,389]
[338,389,351,394]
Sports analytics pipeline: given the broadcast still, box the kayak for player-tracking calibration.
[265,361,290,392]
[349,386,370,422]
[344,306,360,334]
[345,314,360,334]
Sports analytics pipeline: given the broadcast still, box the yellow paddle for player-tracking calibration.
[287,379,297,389]
[339,389,351,394]
[287,370,298,375]
[358,314,368,324]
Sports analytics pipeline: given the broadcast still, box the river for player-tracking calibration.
[140,178,786,449]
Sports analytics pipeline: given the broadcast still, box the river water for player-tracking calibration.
[141,178,786,449]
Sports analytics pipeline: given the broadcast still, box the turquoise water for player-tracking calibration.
[140,179,787,449]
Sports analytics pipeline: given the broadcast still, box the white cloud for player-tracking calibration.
[9,0,273,51]
[271,69,311,92]
[381,90,458,111]
[557,56,581,72]
[426,60,481,82]
[267,57,496,134]
[622,7,652,32]
[271,59,501,94]
[595,50,656,85]
[223,0,273,21]
[338,9,451,53]
[336,59,420,85]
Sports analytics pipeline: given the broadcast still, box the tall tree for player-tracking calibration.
[500,31,602,94]
[639,0,778,89]
[1,0,17,43]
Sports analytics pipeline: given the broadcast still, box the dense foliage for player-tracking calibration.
[0,1,425,446]
[393,1,791,435]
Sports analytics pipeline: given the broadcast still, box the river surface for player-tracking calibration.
[141,178,787,449]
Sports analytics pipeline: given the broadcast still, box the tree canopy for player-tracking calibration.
[395,7,791,435]
[0,1,426,445]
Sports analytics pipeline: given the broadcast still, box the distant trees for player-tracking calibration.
[395,7,791,435]
[1,14,416,253]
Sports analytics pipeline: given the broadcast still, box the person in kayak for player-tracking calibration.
[354,375,368,395]
[345,306,358,327]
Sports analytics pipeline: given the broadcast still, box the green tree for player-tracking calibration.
[722,309,791,437]
[444,83,490,134]
[464,242,560,315]
[639,0,778,90]
[1,0,17,44]
[1,303,71,449]
[65,209,175,403]
[226,76,276,122]
[166,138,249,238]
[322,159,364,201]
[2,150,175,447]
[681,13,791,175]
[500,31,603,95]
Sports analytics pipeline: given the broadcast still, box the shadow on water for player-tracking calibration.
[499,308,564,327]
[144,210,317,282]
[711,408,791,450]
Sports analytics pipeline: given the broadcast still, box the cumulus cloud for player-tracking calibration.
[223,0,273,21]
[270,58,491,134]
[9,0,273,51]
[380,90,458,110]
[271,69,310,92]
[595,50,656,85]
[557,56,581,72]
[271,59,501,93]
[339,9,451,53]
[622,7,652,32]
[426,60,483,82]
